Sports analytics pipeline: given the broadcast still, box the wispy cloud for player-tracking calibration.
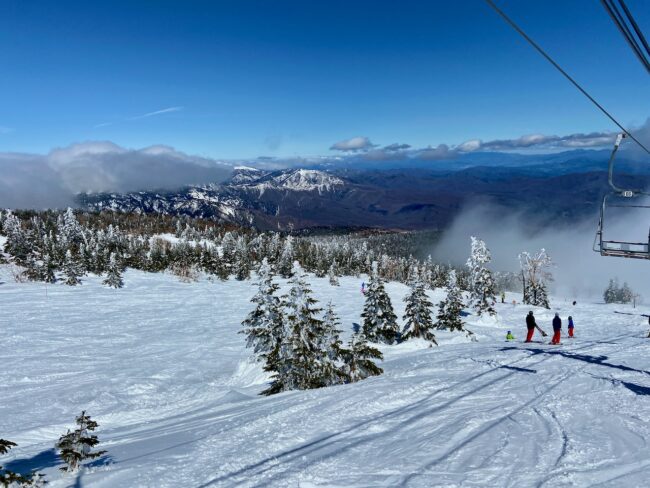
[93,122,113,129]
[0,126,14,134]
[129,106,184,120]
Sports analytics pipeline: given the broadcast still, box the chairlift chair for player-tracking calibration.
[594,133,650,259]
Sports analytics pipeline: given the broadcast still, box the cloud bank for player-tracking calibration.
[431,202,650,300]
[0,141,232,209]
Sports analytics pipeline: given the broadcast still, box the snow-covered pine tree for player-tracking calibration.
[620,282,634,304]
[466,236,497,316]
[402,268,437,345]
[103,252,124,288]
[435,270,465,332]
[603,278,619,303]
[277,236,294,278]
[263,262,323,395]
[63,249,83,286]
[56,411,106,472]
[1,439,46,486]
[361,261,400,344]
[319,302,347,386]
[234,236,251,281]
[240,259,284,359]
[328,260,340,286]
[343,332,383,382]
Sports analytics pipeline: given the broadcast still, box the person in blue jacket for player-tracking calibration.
[568,316,575,338]
[551,313,562,345]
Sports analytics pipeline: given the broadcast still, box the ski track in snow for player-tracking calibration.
[1,267,649,487]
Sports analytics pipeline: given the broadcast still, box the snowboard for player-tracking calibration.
[535,325,548,337]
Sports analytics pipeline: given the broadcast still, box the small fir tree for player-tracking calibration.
[402,269,437,345]
[603,278,619,303]
[103,253,124,288]
[319,302,348,386]
[56,411,106,472]
[343,332,383,382]
[436,270,465,332]
[240,259,284,358]
[63,249,83,286]
[328,261,340,286]
[1,439,46,486]
[262,263,323,395]
[361,262,400,344]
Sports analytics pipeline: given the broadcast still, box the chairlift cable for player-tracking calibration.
[483,0,650,155]
[617,0,650,60]
[601,0,650,73]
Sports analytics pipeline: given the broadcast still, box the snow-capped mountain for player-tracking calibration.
[78,168,349,229]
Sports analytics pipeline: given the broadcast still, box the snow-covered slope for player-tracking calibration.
[1,269,649,487]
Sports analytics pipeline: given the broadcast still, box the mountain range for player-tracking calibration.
[77,153,650,231]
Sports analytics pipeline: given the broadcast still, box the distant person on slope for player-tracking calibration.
[525,311,537,343]
[551,313,562,345]
[568,316,575,338]
[506,330,515,341]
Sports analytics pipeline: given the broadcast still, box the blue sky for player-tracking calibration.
[0,0,648,159]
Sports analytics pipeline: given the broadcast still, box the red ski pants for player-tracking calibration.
[526,328,534,342]
[552,330,561,344]
[568,328,574,338]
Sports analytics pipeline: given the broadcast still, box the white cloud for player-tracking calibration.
[0,141,232,209]
[330,136,376,152]
[457,139,482,152]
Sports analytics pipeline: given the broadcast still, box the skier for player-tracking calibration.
[525,311,537,343]
[551,313,562,345]
[361,282,366,295]
[501,292,506,303]
[568,316,575,338]
[506,330,515,341]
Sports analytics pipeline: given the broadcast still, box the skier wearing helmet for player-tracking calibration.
[525,311,537,343]
[551,313,562,345]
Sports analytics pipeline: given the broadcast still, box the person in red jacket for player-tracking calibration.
[551,313,562,345]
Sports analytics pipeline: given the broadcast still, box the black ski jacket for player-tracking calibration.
[526,314,536,330]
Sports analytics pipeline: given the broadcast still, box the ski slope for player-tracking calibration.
[1,268,649,487]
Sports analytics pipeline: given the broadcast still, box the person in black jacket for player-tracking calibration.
[551,313,562,345]
[525,311,537,343]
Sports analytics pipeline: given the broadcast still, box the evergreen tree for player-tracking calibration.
[234,236,251,281]
[603,278,619,303]
[56,411,106,472]
[277,237,295,278]
[361,262,399,344]
[103,253,124,288]
[620,282,634,304]
[241,259,284,358]
[319,302,348,386]
[466,236,497,316]
[263,263,323,395]
[435,270,466,332]
[328,261,340,286]
[1,439,45,486]
[402,269,437,345]
[343,332,383,382]
[63,250,83,286]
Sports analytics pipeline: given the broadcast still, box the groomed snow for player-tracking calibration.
[1,268,649,487]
